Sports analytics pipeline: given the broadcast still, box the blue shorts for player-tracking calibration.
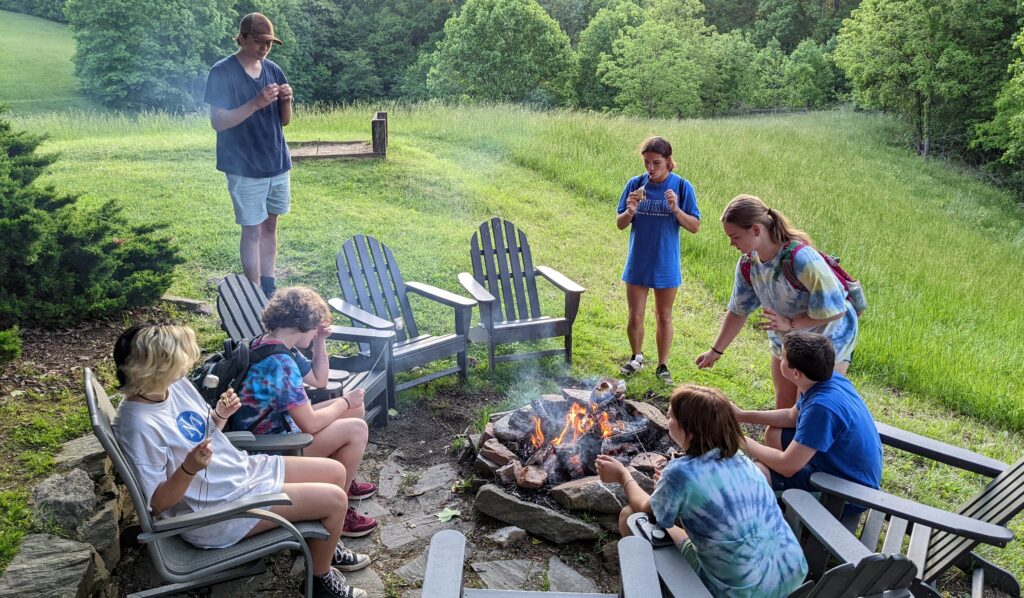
[226,172,291,226]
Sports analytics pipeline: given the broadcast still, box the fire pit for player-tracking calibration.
[472,380,675,542]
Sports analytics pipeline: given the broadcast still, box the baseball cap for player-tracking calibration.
[239,12,282,45]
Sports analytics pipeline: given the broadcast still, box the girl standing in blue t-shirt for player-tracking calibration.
[615,137,701,385]
[694,195,858,410]
[595,385,808,597]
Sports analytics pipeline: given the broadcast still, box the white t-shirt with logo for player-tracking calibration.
[113,377,284,548]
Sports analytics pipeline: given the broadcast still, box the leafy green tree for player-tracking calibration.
[975,19,1024,190]
[572,0,644,110]
[0,0,68,22]
[65,0,234,111]
[834,0,1016,157]
[752,0,818,52]
[784,39,834,107]
[0,108,180,332]
[429,0,573,103]
[747,39,789,107]
[702,0,759,32]
[599,19,703,117]
[537,0,616,42]
[696,29,759,114]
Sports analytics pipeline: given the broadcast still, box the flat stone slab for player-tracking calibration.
[409,463,458,497]
[548,557,600,593]
[345,566,385,596]
[549,476,626,514]
[471,559,542,590]
[378,452,406,499]
[0,533,107,598]
[395,549,429,584]
[381,511,471,551]
[55,435,110,481]
[475,484,600,544]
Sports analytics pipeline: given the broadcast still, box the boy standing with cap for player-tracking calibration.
[204,12,293,299]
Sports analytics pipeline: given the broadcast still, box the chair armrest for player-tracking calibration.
[782,489,872,564]
[406,281,477,309]
[457,272,495,303]
[617,536,665,598]
[421,529,467,598]
[810,473,1014,546]
[327,324,396,344]
[327,297,395,330]
[875,421,1007,478]
[223,431,255,445]
[149,493,293,533]
[535,265,585,295]
[228,432,314,453]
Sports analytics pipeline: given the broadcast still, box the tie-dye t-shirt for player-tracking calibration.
[234,338,312,435]
[727,246,858,362]
[650,449,808,597]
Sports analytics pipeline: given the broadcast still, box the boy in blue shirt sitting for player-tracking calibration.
[732,330,882,509]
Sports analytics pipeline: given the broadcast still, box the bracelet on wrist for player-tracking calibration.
[181,463,197,476]
[710,346,724,356]
[623,477,637,489]
[342,396,351,409]
[212,408,226,420]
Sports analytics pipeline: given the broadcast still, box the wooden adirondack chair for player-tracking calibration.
[804,422,1024,598]
[333,234,476,392]
[627,493,919,598]
[420,529,663,598]
[458,218,585,372]
[216,274,396,427]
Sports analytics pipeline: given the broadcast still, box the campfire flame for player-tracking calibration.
[531,401,619,450]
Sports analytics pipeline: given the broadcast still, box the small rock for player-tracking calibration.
[515,465,547,489]
[32,469,96,535]
[629,452,668,475]
[480,422,495,446]
[495,462,521,485]
[469,434,482,451]
[624,400,668,431]
[474,453,500,477]
[0,534,108,598]
[161,294,214,315]
[486,526,527,546]
[77,499,120,570]
[479,439,518,466]
[548,557,600,593]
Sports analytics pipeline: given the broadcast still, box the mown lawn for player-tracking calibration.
[4,104,1024,585]
[0,10,97,113]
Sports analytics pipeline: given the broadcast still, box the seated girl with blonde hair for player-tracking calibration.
[113,323,369,598]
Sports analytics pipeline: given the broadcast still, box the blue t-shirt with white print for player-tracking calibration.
[617,172,700,289]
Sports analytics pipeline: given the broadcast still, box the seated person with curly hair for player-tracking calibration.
[234,286,378,538]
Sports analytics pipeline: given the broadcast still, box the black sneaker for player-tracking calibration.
[656,364,674,385]
[619,354,645,376]
[333,541,371,572]
[309,567,367,598]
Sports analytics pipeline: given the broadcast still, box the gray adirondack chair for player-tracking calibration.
[420,529,663,597]
[458,218,585,371]
[804,421,1024,598]
[85,368,327,598]
[333,234,475,392]
[216,274,396,427]
[626,492,918,598]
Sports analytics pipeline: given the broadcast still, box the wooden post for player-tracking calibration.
[372,111,388,158]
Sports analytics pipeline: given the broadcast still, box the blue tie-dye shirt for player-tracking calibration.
[234,337,312,435]
[727,246,858,362]
[650,449,808,597]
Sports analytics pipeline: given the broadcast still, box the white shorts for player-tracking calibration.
[226,172,291,227]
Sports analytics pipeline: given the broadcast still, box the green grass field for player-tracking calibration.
[0,10,97,112]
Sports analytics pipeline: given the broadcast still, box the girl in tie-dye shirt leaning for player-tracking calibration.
[595,385,807,597]
[695,195,857,410]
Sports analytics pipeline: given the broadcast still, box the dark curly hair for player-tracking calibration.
[261,286,329,332]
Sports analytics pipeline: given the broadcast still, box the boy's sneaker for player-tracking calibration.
[308,567,367,598]
[655,364,674,386]
[619,354,645,376]
[332,541,371,572]
[342,507,378,537]
[348,480,376,500]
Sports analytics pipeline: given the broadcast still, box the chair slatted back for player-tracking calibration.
[923,456,1024,581]
[804,553,916,597]
[217,274,269,340]
[84,368,158,535]
[337,235,417,342]
[470,218,541,323]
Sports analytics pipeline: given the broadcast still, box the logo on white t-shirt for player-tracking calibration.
[176,411,207,443]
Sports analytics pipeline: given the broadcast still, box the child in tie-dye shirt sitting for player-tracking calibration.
[595,385,807,598]
[233,286,379,538]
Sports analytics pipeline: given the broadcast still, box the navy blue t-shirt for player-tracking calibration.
[204,55,292,178]
[794,372,882,491]
[616,172,700,289]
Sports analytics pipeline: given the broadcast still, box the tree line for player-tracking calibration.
[5,0,1024,194]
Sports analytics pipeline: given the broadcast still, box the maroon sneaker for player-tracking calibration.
[348,480,377,500]
[342,507,378,538]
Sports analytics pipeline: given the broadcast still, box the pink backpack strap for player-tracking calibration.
[779,242,806,291]
[740,255,753,286]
